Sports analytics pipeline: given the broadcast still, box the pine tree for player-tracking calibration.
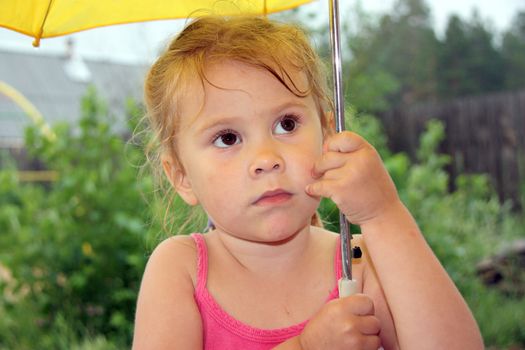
[502,11,525,90]
[355,0,440,106]
[467,12,504,93]
[437,11,504,98]
[437,15,472,97]
[392,0,439,104]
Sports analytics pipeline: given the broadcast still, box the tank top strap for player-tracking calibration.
[191,233,208,291]
[335,235,343,281]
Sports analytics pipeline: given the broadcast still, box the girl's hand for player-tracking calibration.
[299,294,381,350]
[306,131,400,226]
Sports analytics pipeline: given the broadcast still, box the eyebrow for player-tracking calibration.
[270,100,310,115]
[194,115,243,134]
[194,100,311,133]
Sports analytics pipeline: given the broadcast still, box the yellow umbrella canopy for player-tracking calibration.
[0,0,313,47]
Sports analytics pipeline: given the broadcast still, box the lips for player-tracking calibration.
[253,189,293,206]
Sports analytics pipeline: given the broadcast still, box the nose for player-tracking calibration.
[249,146,285,176]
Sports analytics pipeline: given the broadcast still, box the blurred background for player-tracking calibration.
[0,0,524,349]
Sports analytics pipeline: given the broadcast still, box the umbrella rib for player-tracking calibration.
[33,0,55,47]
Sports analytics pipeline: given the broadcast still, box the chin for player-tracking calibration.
[259,216,312,243]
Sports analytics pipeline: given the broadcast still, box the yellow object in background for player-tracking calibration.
[0,81,56,142]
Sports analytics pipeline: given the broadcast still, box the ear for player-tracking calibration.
[162,155,199,206]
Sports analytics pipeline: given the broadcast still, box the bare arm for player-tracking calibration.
[360,236,400,350]
[306,131,484,349]
[361,203,483,349]
[133,236,203,350]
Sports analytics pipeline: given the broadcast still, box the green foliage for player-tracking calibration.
[304,1,525,113]
[438,13,505,97]
[403,122,524,347]
[288,1,524,113]
[502,12,525,90]
[0,88,208,349]
[342,0,439,108]
[0,89,159,349]
[345,66,400,114]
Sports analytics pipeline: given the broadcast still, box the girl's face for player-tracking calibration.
[166,60,324,243]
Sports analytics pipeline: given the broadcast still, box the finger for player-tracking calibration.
[357,316,381,335]
[305,179,337,199]
[311,151,347,179]
[344,294,375,316]
[359,335,382,350]
[325,131,366,153]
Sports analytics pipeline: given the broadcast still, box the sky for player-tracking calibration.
[0,0,523,65]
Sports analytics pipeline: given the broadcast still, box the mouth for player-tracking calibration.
[253,189,293,206]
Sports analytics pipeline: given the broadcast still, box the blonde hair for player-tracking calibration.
[143,15,333,232]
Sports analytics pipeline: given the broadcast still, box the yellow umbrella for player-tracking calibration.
[0,0,313,47]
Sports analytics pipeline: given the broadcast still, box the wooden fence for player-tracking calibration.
[379,89,525,208]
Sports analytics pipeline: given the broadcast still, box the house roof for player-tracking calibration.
[0,48,148,147]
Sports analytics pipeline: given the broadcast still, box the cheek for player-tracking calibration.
[192,162,238,206]
[299,130,323,166]
[290,144,321,182]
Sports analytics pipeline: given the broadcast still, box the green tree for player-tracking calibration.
[502,11,525,90]
[341,4,401,113]
[0,89,154,348]
[437,15,472,96]
[438,12,504,98]
[466,12,505,93]
[374,0,439,104]
[347,0,439,108]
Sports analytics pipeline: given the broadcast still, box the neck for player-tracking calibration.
[211,225,315,275]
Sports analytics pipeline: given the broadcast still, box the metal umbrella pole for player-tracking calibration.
[328,0,358,297]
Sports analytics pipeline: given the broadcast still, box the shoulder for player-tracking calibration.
[133,234,204,349]
[145,234,199,287]
[150,234,199,261]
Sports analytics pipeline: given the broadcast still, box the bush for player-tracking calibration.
[0,89,157,348]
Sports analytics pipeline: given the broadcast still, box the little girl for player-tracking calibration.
[133,16,483,349]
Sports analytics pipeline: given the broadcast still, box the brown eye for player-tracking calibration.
[213,131,240,148]
[275,116,298,134]
[221,133,237,145]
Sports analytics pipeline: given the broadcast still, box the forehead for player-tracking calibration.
[178,60,313,127]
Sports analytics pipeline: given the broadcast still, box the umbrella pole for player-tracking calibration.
[328,0,357,297]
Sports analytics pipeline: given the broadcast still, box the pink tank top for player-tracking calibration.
[191,233,342,349]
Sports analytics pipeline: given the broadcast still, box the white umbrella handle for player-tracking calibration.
[338,278,358,297]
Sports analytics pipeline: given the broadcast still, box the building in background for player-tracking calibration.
[0,40,147,149]
[0,41,147,177]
